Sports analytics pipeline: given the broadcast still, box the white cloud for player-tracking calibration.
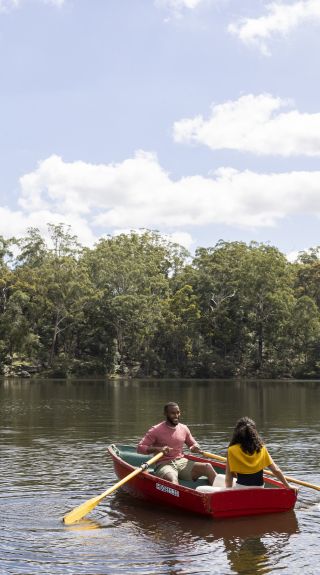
[154,0,222,18]
[155,0,205,11]
[173,93,320,157]
[167,231,194,249]
[0,152,314,244]
[229,0,320,55]
[0,0,64,12]
[0,0,19,11]
[286,249,301,263]
[0,205,96,247]
[45,0,64,5]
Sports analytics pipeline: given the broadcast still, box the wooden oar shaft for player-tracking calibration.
[96,466,148,500]
[264,472,320,491]
[201,451,320,491]
[63,450,164,525]
[201,451,227,464]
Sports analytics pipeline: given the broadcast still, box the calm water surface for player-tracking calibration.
[0,378,319,575]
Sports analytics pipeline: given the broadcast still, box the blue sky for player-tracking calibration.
[1,0,320,258]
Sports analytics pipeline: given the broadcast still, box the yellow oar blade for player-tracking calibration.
[63,450,164,525]
[63,494,105,525]
[201,450,320,492]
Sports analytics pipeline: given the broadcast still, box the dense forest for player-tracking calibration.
[1,224,320,379]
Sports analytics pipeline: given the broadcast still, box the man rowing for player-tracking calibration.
[137,402,216,485]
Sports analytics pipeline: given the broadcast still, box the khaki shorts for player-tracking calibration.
[154,457,195,481]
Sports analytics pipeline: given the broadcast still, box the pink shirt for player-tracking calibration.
[137,421,198,462]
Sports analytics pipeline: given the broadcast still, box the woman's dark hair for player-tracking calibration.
[229,416,264,454]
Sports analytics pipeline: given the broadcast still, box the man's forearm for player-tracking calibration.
[145,445,163,454]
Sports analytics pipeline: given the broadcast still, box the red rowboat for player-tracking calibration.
[107,444,297,520]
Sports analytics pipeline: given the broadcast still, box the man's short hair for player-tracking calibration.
[164,402,179,413]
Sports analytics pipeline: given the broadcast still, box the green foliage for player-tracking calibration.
[1,226,320,378]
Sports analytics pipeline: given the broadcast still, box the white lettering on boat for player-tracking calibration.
[156,483,180,497]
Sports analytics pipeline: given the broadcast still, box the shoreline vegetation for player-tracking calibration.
[1,224,320,381]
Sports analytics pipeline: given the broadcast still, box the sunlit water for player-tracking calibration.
[0,378,319,575]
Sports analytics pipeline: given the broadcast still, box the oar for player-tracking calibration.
[63,451,164,525]
[200,450,320,492]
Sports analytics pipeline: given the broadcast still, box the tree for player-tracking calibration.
[289,296,320,376]
[16,227,47,268]
[12,225,92,372]
[155,284,201,376]
[191,241,296,376]
[81,231,188,375]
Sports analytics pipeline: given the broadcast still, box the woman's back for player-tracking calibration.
[228,443,272,486]
[225,416,294,491]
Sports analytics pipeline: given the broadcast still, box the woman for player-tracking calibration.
[225,417,293,489]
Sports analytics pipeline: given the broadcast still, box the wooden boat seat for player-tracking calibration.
[179,477,211,488]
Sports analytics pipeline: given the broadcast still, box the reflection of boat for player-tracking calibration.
[67,497,299,542]
[107,445,298,520]
[109,492,299,542]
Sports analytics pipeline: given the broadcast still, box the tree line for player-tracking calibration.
[1,224,320,379]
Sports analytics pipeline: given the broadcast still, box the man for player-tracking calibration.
[137,402,216,485]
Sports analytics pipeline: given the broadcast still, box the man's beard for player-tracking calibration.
[167,417,179,426]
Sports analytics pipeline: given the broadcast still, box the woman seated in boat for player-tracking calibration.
[225,417,293,489]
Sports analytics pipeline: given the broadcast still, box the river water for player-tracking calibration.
[0,378,319,575]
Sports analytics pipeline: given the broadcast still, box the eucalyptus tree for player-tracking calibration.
[0,236,17,365]
[192,241,249,376]
[81,231,188,375]
[291,248,320,375]
[234,243,296,375]
[0,235,16,313]
[155,283,201,376]
[12,224,93,373]
[289,295,320,376]
[295,247,320,308]
[16,227,47,268]
[192,241,296,376]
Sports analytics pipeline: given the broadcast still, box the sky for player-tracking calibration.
[1,0,320,259]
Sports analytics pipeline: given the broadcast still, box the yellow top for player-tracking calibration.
[228,444,272,474]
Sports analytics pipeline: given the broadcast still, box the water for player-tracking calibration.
[0,378,319,575]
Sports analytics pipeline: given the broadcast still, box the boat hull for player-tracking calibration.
[107,444,297,519]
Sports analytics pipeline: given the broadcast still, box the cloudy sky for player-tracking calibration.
[1,0,320,257]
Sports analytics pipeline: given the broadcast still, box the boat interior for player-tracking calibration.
[112,444,226,490]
